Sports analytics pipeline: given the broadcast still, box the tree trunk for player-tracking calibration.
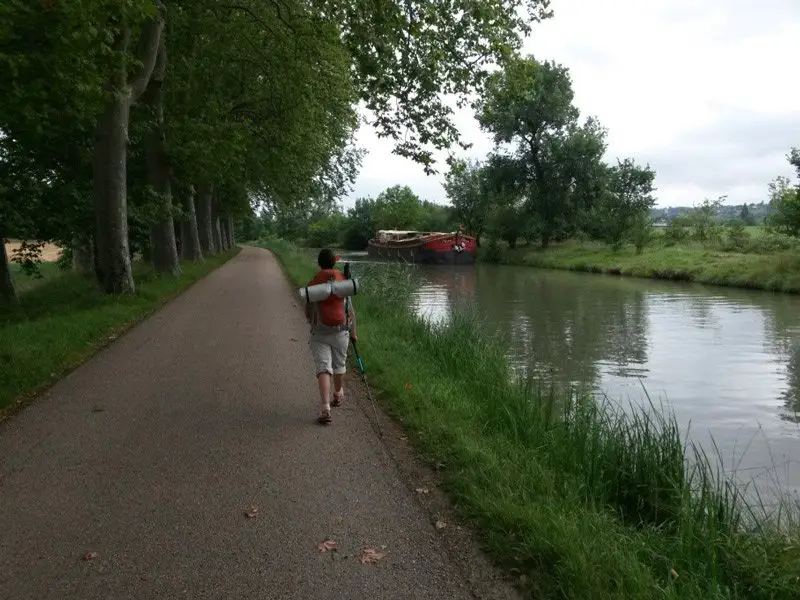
[219,218,230,252]
[180,186,203,261]
[143,35,180,277]
[227,215,235,247]
[72,237,94,275]
[93,89,136,294]
[0,238,17,304]
[223,218,232,250]
[213,217,223,252]
[211,197,223,253]
[195,182,216,255]
[93,9,165,294]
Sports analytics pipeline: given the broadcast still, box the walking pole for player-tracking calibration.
[343,262,382,438]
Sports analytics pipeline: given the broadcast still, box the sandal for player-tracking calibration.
[331,390,344,408]
[317,409,332,425]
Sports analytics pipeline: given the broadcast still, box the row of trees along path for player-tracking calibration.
[0,0,552,303]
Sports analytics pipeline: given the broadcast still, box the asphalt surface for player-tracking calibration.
[0,247,473,600]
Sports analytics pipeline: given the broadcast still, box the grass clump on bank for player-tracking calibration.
[261,236,800,600]
[482,239,800,293]
[1,250,239,412]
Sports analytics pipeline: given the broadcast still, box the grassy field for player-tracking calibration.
[484,239,800,293]
[261,236,800,600]
[1,250,239,413]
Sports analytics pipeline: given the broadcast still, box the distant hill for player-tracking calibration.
[650,202,772,224]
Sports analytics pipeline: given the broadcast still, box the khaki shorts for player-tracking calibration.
[310,328,350,375]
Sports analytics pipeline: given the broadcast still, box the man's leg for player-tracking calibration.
[317,372,332,409]
[331,332,349,407]
[310,336,334,422]
[332,373,344,406]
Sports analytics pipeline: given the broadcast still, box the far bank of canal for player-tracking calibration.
[341,252,800,499]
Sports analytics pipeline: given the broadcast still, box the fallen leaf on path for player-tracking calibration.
[360,548,387,565]
[415,487,430,495]
[91,406,105,413]
[435,520,447,530]
[82,551,99,561]
[290,337,298,342]
[318,539,338,552]
[245,506,259,519]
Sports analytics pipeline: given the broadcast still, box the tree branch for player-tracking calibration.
[129,1,167,101]
[218,3,298,36]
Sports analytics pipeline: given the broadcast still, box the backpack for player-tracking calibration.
[309,269,346,327]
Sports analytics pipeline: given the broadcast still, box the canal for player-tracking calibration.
[343,253,800,499]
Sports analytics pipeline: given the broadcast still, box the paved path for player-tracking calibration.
[0,247,473,600]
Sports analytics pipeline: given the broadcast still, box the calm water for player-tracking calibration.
[344,254,800,497]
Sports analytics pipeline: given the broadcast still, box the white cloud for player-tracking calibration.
[346,0,800,209]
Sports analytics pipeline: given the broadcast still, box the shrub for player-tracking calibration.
[480,239,504,263]
[664,220,689,246]
[720,220,749,252]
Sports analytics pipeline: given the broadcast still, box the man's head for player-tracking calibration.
[317,248,337,270]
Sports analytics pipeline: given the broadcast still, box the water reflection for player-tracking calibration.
[782,345,800,423]
[407,264,800,494]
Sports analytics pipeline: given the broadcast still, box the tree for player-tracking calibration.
[141,28,179,276]
[0,0,114,288]
[476,56,608,248]
[372,185,425,230]
[790,147,800,179]
[418,201,457,233]
[740,204,755,226]
[2,0,551,303]
[768,175,800,237]
[337,0,553,171]
[689,197,724,243]
[444,159,493,245]
[489,202,525,249]
[593,159,657,250]
[164,0,359,254]
[0,239,14,304]
[306,214,346,248]
[343,198,378,250]
[92,2,166,294]
[629,212,653,255]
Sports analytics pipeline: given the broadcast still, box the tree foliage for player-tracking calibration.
[476,56,608,247]
[1,0,556,303]
[768,181,800,237]
[590,159,657,249]
[767,152,800,237]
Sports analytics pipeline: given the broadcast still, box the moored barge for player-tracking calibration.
[367,229,477,265]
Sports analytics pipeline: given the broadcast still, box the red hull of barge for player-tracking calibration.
[367,231,477,265]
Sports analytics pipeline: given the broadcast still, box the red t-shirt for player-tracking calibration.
[307,269,346,326]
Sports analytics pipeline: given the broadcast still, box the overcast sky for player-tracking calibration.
[345,0,800,209]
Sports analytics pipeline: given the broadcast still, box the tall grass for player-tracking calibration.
[261,237,800,599]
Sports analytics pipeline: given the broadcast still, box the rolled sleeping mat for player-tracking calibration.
[332,278,358,298]
[298,278,359,303]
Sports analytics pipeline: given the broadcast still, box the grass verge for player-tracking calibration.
[484,240,800,294]
[261,236,800,600]
[1,249,239,414]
